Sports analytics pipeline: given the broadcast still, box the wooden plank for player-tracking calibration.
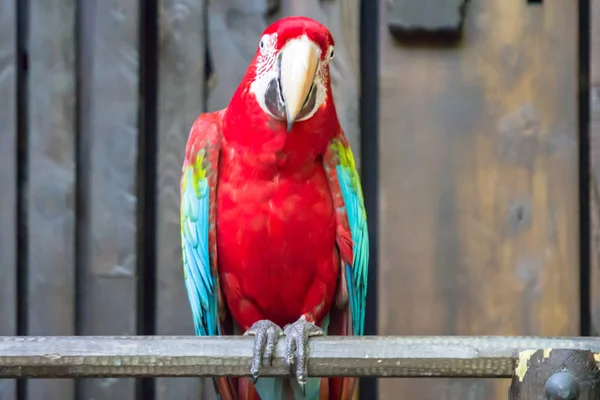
[77,0,140,398]
[26,0,77,399]
[4,335,600,378]
[0,0,17,398]
[155,1,207,399]
[378,0,579,398]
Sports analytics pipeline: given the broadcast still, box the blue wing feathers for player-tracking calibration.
[181,167,219,337]
[334,150,369,337]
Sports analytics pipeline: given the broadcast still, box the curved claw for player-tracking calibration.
[283,316,324,389]
[243,320,283,382]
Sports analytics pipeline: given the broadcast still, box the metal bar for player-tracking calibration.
[1,336,600,379]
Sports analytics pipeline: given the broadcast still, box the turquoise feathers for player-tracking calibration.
[328,137,369,336]
[181,154,219,337]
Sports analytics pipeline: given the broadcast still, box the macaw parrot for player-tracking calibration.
[180,16,369,400]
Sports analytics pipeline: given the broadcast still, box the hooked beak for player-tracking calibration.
[278,37,320,132]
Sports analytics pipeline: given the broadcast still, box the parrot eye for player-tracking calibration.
[329,47,335,60]
[259,39,265,50]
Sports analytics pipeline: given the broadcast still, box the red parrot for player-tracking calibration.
[180,16,369,400]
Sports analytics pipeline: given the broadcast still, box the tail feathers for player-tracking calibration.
[239,377,264,400]
[212,377,263,400]
[212,368,356,399]
[326,377,358,400]
[253,377,285,399]
[213,377,238,400]
[290,377,321,400]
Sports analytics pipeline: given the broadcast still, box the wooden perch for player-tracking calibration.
[2,336,600,379]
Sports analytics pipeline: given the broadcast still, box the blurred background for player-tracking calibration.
[0,0,592,399]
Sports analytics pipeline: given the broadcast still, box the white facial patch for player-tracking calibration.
[249,33,280,119]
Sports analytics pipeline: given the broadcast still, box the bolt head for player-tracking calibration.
[545,371,580,400]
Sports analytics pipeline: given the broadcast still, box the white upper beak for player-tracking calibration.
[278,36,321,131]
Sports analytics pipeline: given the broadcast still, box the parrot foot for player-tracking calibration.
[283,315,324,394]
[243,319,284,382]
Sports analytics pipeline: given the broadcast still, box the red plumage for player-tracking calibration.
[216,43,341,332]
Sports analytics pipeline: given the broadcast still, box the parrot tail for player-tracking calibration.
[212,377,263,400]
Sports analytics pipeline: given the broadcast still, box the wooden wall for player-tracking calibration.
[0,0,360,399]
[378,0,580,399]
[0,0,591,399]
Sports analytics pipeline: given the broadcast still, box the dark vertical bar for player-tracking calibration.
[74,0,89,396]
[137,0,158,398]
[202,0,211,112]
[74,0,85,339]
[74,0,89,338]
[15,0,29,397]
[579,0,591,337]
[359,0,379,398]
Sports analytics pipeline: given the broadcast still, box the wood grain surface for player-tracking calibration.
[26,0,77,398]
[378,0,579,398]
[77,0,141,398]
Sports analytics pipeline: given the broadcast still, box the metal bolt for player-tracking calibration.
[545,371,580,400]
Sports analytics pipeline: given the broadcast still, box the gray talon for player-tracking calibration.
[243,320,283,381]
[283,317,323,388]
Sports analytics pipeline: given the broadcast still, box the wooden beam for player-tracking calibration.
[2,336,600,379]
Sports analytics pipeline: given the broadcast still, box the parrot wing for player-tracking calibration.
[181,111,223,337]
[181,111,239,399]
[322,129,369,400]
[323,129,369,337]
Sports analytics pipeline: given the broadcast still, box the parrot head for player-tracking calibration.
[228,16,337,133]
